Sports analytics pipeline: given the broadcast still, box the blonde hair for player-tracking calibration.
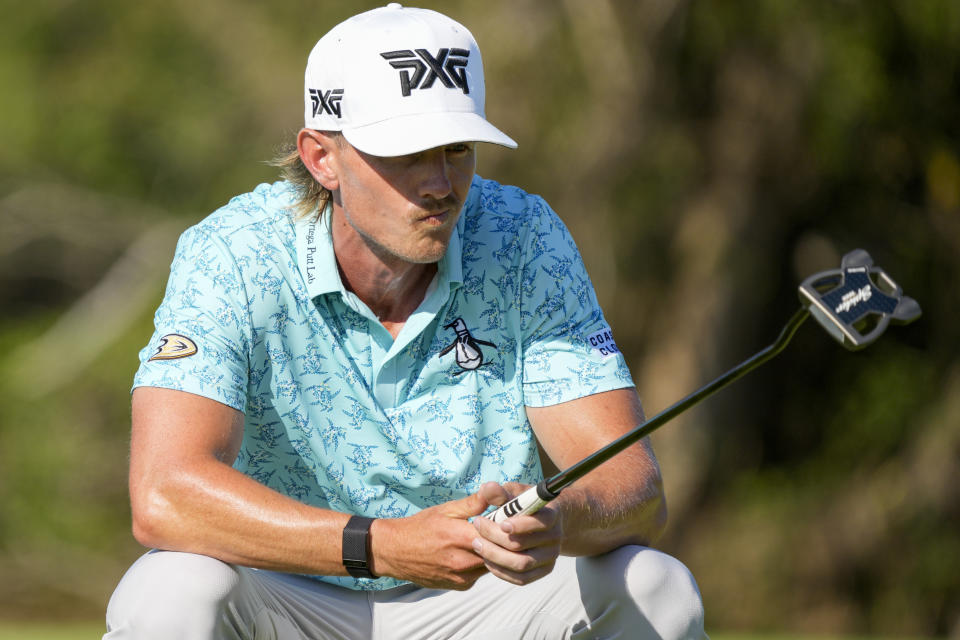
[268,132,341,219]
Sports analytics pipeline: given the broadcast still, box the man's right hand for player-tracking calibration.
[369,491,493,590]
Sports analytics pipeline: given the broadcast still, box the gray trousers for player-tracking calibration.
[104,545,706,640]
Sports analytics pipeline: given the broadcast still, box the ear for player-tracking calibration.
[297,129,341,191]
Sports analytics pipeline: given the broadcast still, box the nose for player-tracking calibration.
[418,148,453,201]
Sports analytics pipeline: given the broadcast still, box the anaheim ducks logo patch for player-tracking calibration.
[149,334,198,361]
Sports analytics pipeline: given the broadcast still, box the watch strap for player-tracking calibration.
[342,515,376,579]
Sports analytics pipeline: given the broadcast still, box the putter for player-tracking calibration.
[486,249,921,522]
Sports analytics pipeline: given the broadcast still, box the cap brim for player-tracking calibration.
[342,111,517,157]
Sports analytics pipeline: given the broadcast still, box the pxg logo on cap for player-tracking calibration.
[380,48,471,97]
[309,88,344,118]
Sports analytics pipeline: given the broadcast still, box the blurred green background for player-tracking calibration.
[1,0,957,636]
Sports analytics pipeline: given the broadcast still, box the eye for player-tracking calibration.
[378,151,422,167]
[446,143,473,155]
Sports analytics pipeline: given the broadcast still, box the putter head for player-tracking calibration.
[798,249,921,350]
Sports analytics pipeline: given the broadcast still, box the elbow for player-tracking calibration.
[647,473,669,542]
[129,480,178,550]
[647,495,668,544]
[131,511,160,550]
[632,479,668,546]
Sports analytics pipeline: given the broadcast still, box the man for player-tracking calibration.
[104,4,707,639]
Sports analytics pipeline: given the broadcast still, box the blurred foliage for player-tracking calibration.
[0,0,957,636]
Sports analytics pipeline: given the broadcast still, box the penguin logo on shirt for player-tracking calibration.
[149,334,198,361]
[439,318,496,375]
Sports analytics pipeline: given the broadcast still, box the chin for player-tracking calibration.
[404,231,455,264]
[405,246,449,264]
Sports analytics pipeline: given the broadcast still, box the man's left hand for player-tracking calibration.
[471,482,563,585]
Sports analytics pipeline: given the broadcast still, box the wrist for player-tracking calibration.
[342,515,377,579]
[366,515,404,582]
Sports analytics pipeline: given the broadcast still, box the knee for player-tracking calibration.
[581,546,707,640]
[105,551,243,639]
[625,547,705,639]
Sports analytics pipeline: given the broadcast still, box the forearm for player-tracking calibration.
[131,458,351,576]
[132,456,493,587]
[528,388,667,556]
[552,441,667,556]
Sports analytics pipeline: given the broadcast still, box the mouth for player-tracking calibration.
[419,208,453,226]
[416,195,462,228]
[423,211,450,226]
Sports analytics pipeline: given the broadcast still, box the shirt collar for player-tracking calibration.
[296,206,342,299]
[440,209,464,292]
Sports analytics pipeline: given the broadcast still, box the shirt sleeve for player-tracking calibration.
[519,198,634,407]
[132,224,251,412]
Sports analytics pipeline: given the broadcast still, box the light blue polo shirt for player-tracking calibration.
[133,176,634,590]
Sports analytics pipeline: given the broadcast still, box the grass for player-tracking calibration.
[711,636,907,640]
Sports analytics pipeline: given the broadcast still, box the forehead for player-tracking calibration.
[348,141,475,165]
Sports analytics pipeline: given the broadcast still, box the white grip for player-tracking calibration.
[483,485,548,523]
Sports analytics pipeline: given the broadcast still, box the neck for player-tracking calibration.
[338,258,437,324]
[331,215,439,338]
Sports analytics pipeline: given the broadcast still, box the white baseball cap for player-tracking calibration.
[303,3,517,157]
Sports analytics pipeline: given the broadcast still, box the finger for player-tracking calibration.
[476,481,513,508]
[473,509,559,549]
[472,536,559,571]
[441,565,490,592]
[499,481,531,497]
[472,537,560,585]
[484,561,555,587]
[474,526,556,556]
[441,489,495,519]
[503,507,559,534]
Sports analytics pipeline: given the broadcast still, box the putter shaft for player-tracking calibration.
[488,249,920,523]
[545,306,810,495]
[485,306,811,522]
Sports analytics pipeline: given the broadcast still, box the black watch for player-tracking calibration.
[342,515,377,579]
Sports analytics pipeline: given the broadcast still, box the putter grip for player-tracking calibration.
[483,481,556,523]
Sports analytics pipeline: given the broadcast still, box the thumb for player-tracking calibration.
[477,481,513,507]
[443,484,502,519]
